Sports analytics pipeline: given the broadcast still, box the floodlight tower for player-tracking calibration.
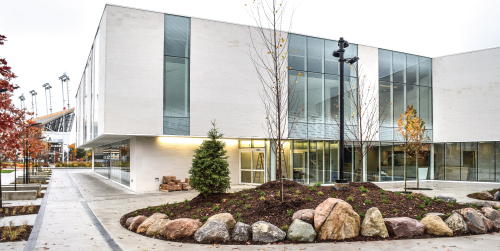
[42,83,53,115]
[19,94,25,109]
[29,90,38,117]
[59,72,70,109]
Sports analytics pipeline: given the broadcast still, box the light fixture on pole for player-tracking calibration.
[42,83,53,115]
[58,73,69,166]
[29,90,38,117]
[332,37,359,184]
[19,94,25,109]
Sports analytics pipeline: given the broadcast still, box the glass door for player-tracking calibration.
[240,149,265,184]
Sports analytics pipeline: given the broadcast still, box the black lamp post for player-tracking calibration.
[333,37,359,183]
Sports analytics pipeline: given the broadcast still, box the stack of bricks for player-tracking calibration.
[159,176,192,192]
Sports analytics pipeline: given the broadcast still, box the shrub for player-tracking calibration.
[381,213,385,217]
[205,202,212,207]
[359,186,369,193]
[305,197,313,202]
[242,193,248,198]
[244,205,251,210]
[308,186,316,191]
[382,199,389,204]
[416,215,422,220]
[331,193,336,198]
[189,121,231,196]
[197,208,202,213]
[359,212,365,218]
[202,216,209,221]
[246,196,253,200]
[317,191,324,196]
[213,205,220,211]
[346,196,353,202]
[295,190,301,194]
[418,204,425,209]
[237,200,243,206]
[495,206,500,210]
[185,205,191,210]
[259,196,265,201]
[445,213,452,218]
[471,203,478,207]
[227,208,231,212]
[173,202,178,208]
[192,215,198,219]
[236,212,241,218]
[448,204,454,208]
[314,182,321,187]
[435,199,443,202]
[260,191,266,196]
[147,206,152,211]
[280,225,289,231]
[423,197,431,205]
[228,200,234,205]
[407,194,412,200]
[132,212,137,217]
[364,199,372,205]
[382,195,387,200]
[289,187,294,191]
[353,205,358,210]
[379,189,386,194]
[287,209,293,216]
[391,209,398,213]
[238,219,244,222]
[164,210,170,215]
[422,211,428,215]
[450,200,457,204]
[395,191,402,195]
[156,207,161,212]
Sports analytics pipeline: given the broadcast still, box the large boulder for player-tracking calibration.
[128,216,147,232]
[194,219,230,243]
[292,209,315,224]
[494,191,500,201]
[137,213,168,233]
[478,191,494,200]
[251,221,286,243]
[437,196,456,203]
[125,217,135,227]
[207,213,236,229]
[286,219,316,242]
[383,217,425,238]
[361,207,389,238]
[454,208,488,234]
[421,215,453,236]
[314,198,360,240]
[481,207,500,228]
[444,212,468,234]
[163,218,202,240]
[423,212,446,220]
[231,222,252,242]
[146,219,170,236]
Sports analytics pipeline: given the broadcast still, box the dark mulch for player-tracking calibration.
[0,205,40,217]
[467,188,499,201]
[37,192,44,199]
[118,181,493,244]
[0,225,33,242]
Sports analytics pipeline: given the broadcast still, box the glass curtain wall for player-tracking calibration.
[288,34,357,139]
[163,14,190,135]
[93,139,130,187]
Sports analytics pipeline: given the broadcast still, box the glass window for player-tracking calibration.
[462,142,477,181]
[379,81,392,128]
[93,31,100,139]
[344,76,357,125]
[288,34,306,71]
[308,141,323,184]
[289,70,307,123]
[307,37,323,73]
[393,83,405,128]
[239,140,252,148]
[434,143,445,180]
[164,57,189,117]
[324,74,339,123]
[367,143,380,181]
[308,73,324,123]
[94,139,130,187]
[420,86,431,129]
[164,15,190,58]
[478,142,495,182]
[419,57,431,87]
[406,84,418,112]
[393,52,406,83]
[445,143,461,181]
[378,49,392,82]
[344,43,358,78]
[325,141,338,183]
[496,142,500,182]
[380,143,393,181]
[406,55,418,85]
[293,140,308,184]
[324,40,338,75]
[417,144,431,180]
[393,144,405,181]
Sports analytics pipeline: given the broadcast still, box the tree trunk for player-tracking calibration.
[416,152,419,189]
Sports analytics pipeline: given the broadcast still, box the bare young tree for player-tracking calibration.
[332,65,389,182]
[246,0,299,201]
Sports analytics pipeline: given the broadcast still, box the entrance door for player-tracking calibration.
[240,149,265,184]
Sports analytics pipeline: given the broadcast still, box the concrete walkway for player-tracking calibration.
[24,169,500,250]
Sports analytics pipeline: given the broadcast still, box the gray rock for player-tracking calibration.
[361,207,389,238]
[481,207,500,228]
[194,219,230,243]
[477,191,494,200]
[384,217,425,238]
[231,222,252,242]
[437,196,456,203]
[494,191,500,201]
[251,221,286,243]
[455,208,488,234]
[287,219,316,242]
[476,201,494,208]
[423,212,446,220]
[445,212,468,234]
[292,209,315,224]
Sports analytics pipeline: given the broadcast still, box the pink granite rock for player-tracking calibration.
[454,208,488,234]
[383,217,425,237]
[292,209,315,224]
[478,191,494,200]
[481,207,500,228]
[163,218,202,240]
[128,216,147,232]
[314,198,360,240]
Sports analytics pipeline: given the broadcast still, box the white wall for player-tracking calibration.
[190,18,283,138]
[130,136,239,192]
[103,5,164,136]
[357,45,380,141]
[433,46,500,142]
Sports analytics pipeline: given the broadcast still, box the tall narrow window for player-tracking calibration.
[163,14,190,135]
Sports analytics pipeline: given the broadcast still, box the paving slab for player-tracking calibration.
[0,241,26,250]
[0,214,36,227]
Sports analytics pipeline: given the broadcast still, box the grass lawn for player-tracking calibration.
[1,170,14,173]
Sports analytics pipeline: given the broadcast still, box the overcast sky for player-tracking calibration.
[2,0,500,117]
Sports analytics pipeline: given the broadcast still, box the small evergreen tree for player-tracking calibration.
[189,121,231,196]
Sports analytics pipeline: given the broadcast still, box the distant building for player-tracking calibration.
[35,108,75,163]
[75,4,500,192]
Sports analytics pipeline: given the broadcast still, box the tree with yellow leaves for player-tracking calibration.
[396,105,430,192]
[246,0,300,201]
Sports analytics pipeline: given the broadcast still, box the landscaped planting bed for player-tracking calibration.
[121,181,500,244]
[467,188,500,201]
[0,204,40,217]
[0,223,32,242]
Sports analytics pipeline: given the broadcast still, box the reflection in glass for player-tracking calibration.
[378,49,392,82]
[164,14,190,58]
[445,143,461,181]
[380,143,393,181]
[393,52,406,83]
[367,144,380,181]
[293,141,308,183]
[462,142,477,181]
[307,37,324,73]
[434,143,445,180]
[94,139,130,187]
[478,142,495,182]
[288,34,306,71]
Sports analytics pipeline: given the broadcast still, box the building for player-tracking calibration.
[35,108,75,163]
[75,4,500,192]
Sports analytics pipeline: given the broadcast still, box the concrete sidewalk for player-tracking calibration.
[25,169,500,250]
